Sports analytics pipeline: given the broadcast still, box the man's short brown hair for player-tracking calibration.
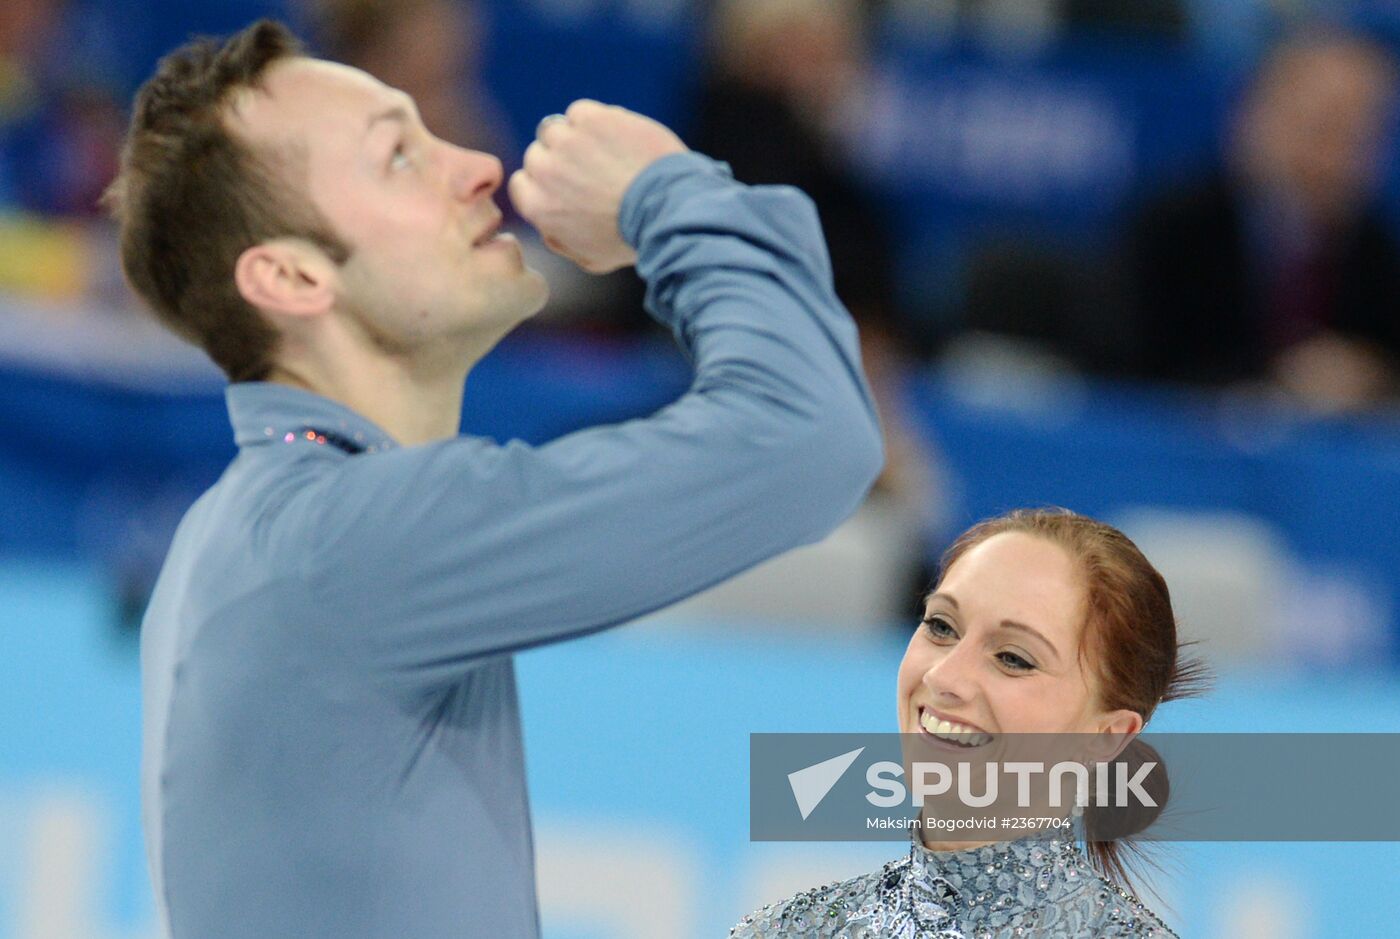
[104,19,350,382]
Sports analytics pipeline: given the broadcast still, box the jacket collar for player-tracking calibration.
[226,382,397,455]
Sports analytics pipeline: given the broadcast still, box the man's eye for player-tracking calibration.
[389,145,412,171]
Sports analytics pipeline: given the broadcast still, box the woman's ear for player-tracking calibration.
[1085,709,1144,763]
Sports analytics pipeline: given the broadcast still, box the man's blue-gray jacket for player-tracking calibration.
[140,153,884,938]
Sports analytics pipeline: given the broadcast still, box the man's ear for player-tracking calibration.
[234,239,339,319]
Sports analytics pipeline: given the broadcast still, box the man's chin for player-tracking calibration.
[520,268,550,318]
[471,276,550,349]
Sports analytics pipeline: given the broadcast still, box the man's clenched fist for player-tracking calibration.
[508,100,688,273]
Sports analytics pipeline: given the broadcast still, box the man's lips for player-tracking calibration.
[472,214,503,247]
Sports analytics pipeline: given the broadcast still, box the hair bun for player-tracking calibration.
[1082,737,1168,843]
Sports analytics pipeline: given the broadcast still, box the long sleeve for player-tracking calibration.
[289,153,883,689]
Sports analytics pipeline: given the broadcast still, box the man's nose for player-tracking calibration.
[448,148,503,202]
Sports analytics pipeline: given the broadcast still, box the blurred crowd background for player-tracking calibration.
[3,1,1400,938]
[8,0,1400,404]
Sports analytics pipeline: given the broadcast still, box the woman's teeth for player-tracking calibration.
[919,711,992,747]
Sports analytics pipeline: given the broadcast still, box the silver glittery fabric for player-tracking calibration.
[730,833,1178,938]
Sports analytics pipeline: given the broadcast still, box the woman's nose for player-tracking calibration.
[922,643,979,702]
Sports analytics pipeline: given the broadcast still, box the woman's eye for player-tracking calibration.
[997,652,1035,672]
[390,145,412,171]
[921,616,956,639]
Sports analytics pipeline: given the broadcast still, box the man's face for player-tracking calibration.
[230,57,547,358]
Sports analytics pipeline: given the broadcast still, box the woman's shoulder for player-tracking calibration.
[1068,866,1180,938]
[729,857,906,938]
[727,847,1181,939]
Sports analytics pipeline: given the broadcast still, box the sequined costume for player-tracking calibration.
[731,834,1177,938]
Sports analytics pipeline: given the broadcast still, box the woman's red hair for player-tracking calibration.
[936,507,1211,891]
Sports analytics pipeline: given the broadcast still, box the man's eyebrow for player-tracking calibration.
[366,104,410,134]
[365,93,420,136]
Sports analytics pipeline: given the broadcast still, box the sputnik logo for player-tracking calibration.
[787,748,865,820]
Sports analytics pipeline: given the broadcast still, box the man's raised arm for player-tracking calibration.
[293,102,884,687]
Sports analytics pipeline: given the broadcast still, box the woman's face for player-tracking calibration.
[897,532,1142,743]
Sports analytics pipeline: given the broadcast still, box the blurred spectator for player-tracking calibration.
[1061,0,1189,39]
[0,0,124,218]
[0,0,65,211]
[884,0,1190,47]
[1123,31,1400,412]
[685,0,946,619]
[304,0,512,157]
[0,0,126,302]
[692,0,898,343]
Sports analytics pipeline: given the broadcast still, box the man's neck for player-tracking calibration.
[267,353,469,448]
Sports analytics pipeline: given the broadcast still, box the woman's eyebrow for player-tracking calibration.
[923,594,1062,663]
[997,620,1060,663]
